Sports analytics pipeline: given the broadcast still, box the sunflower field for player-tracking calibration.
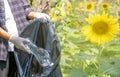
[29,0,120,77]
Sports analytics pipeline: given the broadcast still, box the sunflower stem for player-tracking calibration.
[98,45,103,57]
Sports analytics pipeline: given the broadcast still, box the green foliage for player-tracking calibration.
[69,69,88,77]
[100,58,120,77]
[50,0,120,77]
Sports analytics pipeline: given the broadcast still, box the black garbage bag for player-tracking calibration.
[13,19,62,77]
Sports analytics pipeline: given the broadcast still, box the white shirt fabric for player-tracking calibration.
[4,0,19,51]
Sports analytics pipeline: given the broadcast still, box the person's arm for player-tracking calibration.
[0,27,10,40]
[27,12,35,19]
[0,27,30,53]
[22,0,50,20]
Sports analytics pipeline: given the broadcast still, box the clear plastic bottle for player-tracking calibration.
[24,40,54,67]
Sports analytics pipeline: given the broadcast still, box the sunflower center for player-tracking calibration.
[92,21,108,34]
[87,4,92,9]
[103,4,108,9]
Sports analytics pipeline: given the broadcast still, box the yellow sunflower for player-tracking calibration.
[82,13,119,45]
[101,2,109,10]
[85,2,94,12]
[67,2,72,11]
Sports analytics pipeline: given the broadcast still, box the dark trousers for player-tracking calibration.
[8,52,17,77]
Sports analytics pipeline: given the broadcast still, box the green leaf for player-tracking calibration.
[68,68,88,77]
[103,39,120,48]
[74,53,95,60]
[100,58,120,77]
[89,48,99,54]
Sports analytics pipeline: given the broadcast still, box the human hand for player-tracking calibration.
[34,12,50,20]
[9,35,30,53]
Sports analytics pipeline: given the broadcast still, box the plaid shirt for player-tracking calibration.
[0,0,32,61]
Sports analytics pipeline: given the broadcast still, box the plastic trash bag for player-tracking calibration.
[13,19,62,77]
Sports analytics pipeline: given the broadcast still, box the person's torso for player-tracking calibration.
[0,0,29,34]
[0,0,32,61]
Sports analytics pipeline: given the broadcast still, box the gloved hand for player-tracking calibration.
[9,35,30,53]
[34,12,50,20]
